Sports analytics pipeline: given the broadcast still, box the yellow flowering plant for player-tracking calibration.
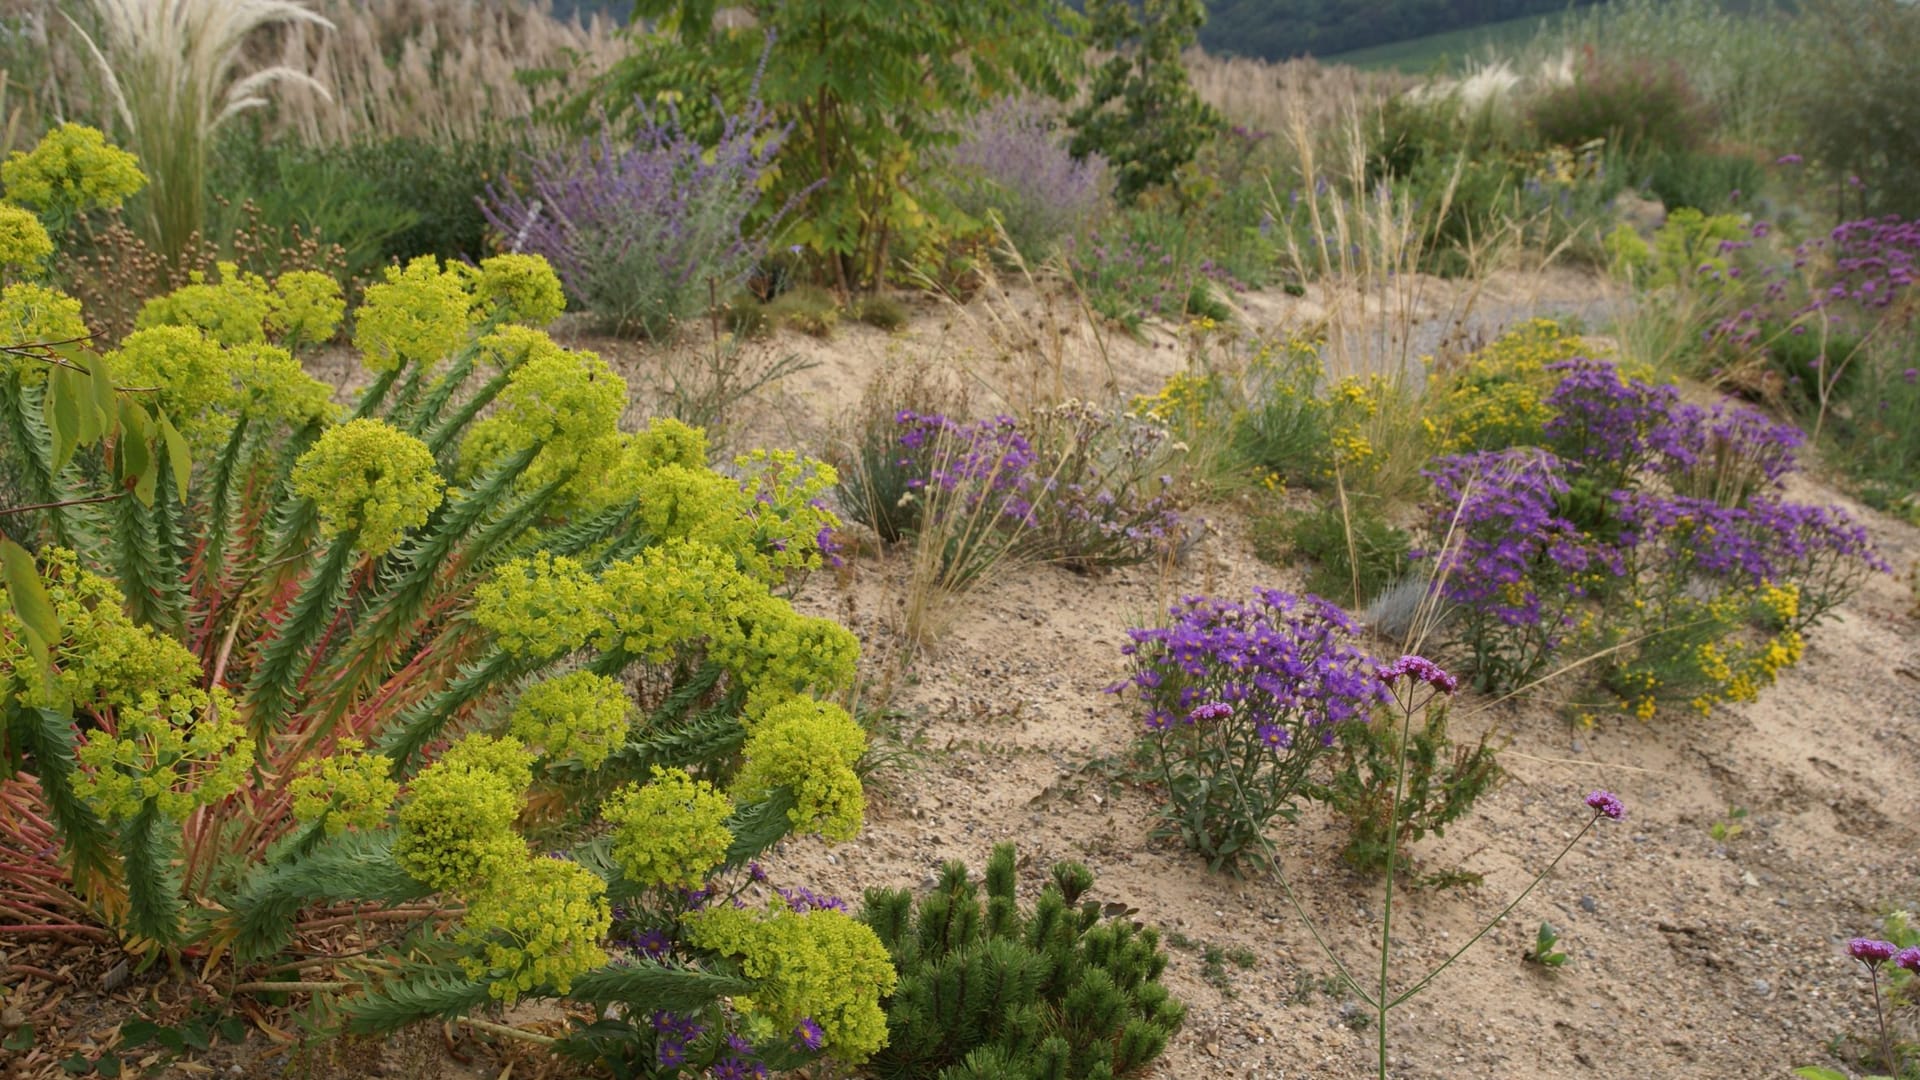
[2,251,880,1067]
[0,123,147,229]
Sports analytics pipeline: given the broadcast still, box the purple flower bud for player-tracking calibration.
[1187,702,1233,723]
[1584,791,1626,820]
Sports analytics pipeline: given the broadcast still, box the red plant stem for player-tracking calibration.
[0,924,109,941]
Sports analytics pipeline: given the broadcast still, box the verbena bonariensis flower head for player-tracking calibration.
[1584,790,1626,820]
[1116,588,1388,747]
[1848,938,1899,967]
[1896,946,1920,975]
[1379,655,1459,694]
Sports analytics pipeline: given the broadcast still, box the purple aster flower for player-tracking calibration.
[657,1038,688,1069]
[1584,791,1626,820]
[1849,938,1899,966]
[1775,153,1803,165]
[793,1017,826,1052]
[631,927,674,959]
[1378,655,1459,694]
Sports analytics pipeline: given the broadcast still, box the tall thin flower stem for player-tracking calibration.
[1869,966,1896,1077]
[1376,680,1418,1078]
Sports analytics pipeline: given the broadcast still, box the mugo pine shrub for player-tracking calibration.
[859,843,1185,1080]
[0,195,889,1067]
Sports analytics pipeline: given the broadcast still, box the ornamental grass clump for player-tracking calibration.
[859,843,1186,1080]
[1113,589,1388,871]
[1,222,887,1062]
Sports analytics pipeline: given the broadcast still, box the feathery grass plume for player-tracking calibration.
[265,0,623,148]
[70,0,332,262]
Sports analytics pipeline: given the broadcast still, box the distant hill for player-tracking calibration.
[531,0,1605,63]
[1198,0,1603,60]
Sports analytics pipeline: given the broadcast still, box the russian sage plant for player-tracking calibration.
[936,97,1109,262]
[481,96,791,339]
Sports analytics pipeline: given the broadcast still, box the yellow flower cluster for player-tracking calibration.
[0,123,146,220]
[457,856,610,1002]
[1129,371,1219,435]
[229,344,339,429]
[626,415,709,470]
[109,325,240,452]
[473,552,610,660]
[468,253,566,327]
[684,899,897,1062]
[396,733,615,1001]
[273,270,347,352]
[603,765,736,889]
[136,263,277,347]
[1608,583,1807,721]
[0,548,201,712]
[1326,373,1385,470]
[508,670,631,770]
[353,256,473,374]
[1423,318,1597,453]
[457,342,625,511]
[475,323,571,374]
[736,449,843,579]
[0,204,53,273]
[1,283,88,356]
[733,697,867,841]
[393,734,534,894]
[289,738,400,835]
[290,419,446,556]
[72,685,253,822]
[108,324,339,453]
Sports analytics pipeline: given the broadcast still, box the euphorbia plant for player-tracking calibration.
[1,154,890,1062]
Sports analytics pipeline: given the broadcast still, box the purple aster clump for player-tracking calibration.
[1656,399,1805,505]
[479,65,799,339]
[1849,938,1900,966]
[1115,588,1387,870]
[709,1054,768,1080]
[1584,790,1626,820]
[1542,358,1686,484]
[873,404,1185,578]
[1419,448,1620,692]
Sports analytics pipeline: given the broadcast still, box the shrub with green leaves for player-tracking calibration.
[1266,499,1412,609]
[0,220,881,1063]
[1314,698,1502,876]
[1069,0,1220,205]
[859,844,1186,1080]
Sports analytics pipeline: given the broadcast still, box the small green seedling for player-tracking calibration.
[1524,921,1568,968]
[1709,805,1749,843]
